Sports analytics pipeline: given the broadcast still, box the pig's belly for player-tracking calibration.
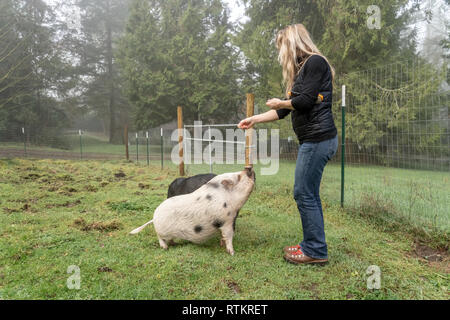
[153,206,218,243]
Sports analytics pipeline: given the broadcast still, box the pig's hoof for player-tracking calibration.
[227,249,235,256]
[158,238,169,250]
[220,239,225,247]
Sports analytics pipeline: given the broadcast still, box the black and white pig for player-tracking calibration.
[130,168,255,255]
[167,173,217,198]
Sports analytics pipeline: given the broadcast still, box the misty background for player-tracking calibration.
[0,0,448,151]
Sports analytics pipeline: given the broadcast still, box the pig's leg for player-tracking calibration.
[220,224,235,256]
[158,237,168,250]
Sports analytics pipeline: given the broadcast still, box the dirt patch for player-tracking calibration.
[57,191,73,197]
[225,280,241,294]
[114,171,126,178]
[414,241,448,262]
[46,200,81,209]
[309,283,319,297]
[64,200,81,207]
[11,251,31,261]
[72,218,122,232]
[98,266,113,273]
[138,183,150,190]
[23,173,41,180]
[57,174,74,182]
[47,186,59,192]
[85,185,98,192]
[3,207,19,214]
[298,282,320,299]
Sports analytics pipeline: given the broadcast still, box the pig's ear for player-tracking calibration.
[221,179,234,190]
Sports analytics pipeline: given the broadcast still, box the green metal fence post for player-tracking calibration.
[146,131,150,166]
[160,128,164,169]
[341,85,346,208]
[22,127,27,157]
[79,129,83,160]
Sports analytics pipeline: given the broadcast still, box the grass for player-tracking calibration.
[0,158,448,300]
[3,132,448,231]
[186,161,450,235]
[0,133,172,156]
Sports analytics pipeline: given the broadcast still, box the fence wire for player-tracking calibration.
[0,59,448,233]
[335,58,449,232]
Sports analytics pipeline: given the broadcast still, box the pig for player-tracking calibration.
[130,168,255,255]
[167,173,217,198]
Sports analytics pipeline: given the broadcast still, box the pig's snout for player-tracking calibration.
[244,167,256,182]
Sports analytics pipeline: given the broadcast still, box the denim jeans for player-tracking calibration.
[293,135,338,259]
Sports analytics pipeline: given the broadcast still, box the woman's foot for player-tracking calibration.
[283,248,328,266]
[283,244,302,255]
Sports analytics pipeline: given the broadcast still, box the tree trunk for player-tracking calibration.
[106,2,116,144]
[35,89,41,144]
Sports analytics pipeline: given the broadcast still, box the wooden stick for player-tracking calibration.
[245,93,255,168]
[177,106,185,176]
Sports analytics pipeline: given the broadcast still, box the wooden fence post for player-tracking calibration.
[245,93,255,169]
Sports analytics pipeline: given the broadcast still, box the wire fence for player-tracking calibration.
[333,58,449,233]
[0,59,449,233]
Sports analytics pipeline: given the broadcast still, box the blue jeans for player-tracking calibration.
[293,135,338,260]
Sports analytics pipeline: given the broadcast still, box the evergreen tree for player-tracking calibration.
[0,0,76,147]
[235,0,425,141]
[75,0,131,143]
[118,0,242,129]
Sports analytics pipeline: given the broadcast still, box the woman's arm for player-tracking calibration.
[237,110,280,129]
[266,98,294,110]
[289,55,327,111]
[266,55,328,113]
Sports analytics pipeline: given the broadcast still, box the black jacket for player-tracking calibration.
[276,55,337,144]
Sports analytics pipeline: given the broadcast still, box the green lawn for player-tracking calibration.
[0,158,448,299]
[3,133,448,233]
[0,133,172,156]
[185,161,450,234]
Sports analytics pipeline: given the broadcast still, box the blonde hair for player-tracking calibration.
[276,24,335,98]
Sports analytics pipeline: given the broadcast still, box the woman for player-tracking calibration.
[238,24,338,265]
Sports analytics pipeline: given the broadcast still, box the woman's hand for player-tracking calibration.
[238,110,281,129]
[266,98,283,110]
[238,116,257,129]
[266,98,293,110]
